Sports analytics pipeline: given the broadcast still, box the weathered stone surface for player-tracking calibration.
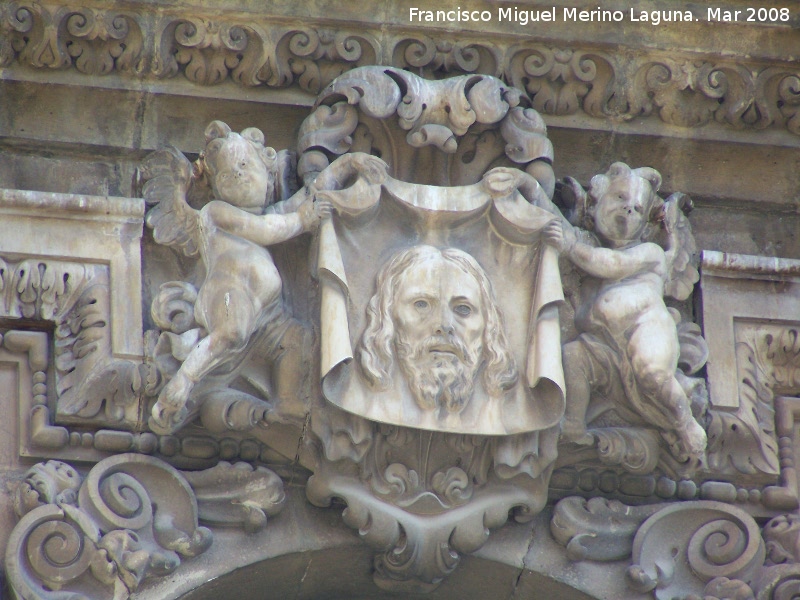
[1,2,799,599]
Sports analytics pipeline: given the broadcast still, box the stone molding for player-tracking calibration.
[0,188,144,361]
[2,3,799,141]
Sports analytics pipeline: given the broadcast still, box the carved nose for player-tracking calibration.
[436,311,455,336]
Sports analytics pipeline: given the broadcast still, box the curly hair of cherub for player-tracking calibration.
[580,162,665,230]
[199,120,277,178]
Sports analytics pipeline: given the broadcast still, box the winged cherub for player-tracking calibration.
[141,121,333,434]
[543,163,707,460]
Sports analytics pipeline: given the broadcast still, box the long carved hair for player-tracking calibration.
[357,245,518,395]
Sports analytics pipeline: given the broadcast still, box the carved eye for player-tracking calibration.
[414,300,429,310]
[453,304,472,317]
[240,161,248,168]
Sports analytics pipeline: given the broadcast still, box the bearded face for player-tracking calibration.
[391,255,486,414]
[395,331,481,413]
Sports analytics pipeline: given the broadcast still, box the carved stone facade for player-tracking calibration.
[1,1,800,598]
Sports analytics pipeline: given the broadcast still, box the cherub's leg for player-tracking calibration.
[150,289,257,434]
[629,329,707,458]
[659,377,707,458]
[561,341,595,445]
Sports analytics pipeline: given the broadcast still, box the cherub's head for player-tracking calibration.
[587,162,663,247]
[200,120,277,211]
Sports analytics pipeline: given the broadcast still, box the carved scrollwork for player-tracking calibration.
[3,6,800,137]
[391,35,501,78]
[300,67,553,187]
[626,59,726,128]
[507,45,614,117]
[594,428,662,475]
[626,502,765,599]
[0,2,143,74]
[5,454,251,598]
[155,18,263,86]
[273,28,379,94]
[0,3,35,67]
[551,496,661,561]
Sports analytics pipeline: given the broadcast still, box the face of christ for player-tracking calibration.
[391,251,487,413]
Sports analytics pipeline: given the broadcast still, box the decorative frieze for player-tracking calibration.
[2,3,799,138]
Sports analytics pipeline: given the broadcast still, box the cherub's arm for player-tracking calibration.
[543,220,664,281]
[312,152,388,191]
[205,199,332,246]
[481,167,566,219]
[266,187,308,215]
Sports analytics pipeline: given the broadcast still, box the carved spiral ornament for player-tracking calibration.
[774,578,800,600]
[96,472,152,531]
[6,505,101,597]
[688,519,754,580]
[628,502,765,599]
[26,517,93,583]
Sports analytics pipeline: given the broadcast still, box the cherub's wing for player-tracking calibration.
[658,192,699,301]
[141,146,201,257]
[555,176,590,228]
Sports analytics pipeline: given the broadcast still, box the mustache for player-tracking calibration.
[396,333,477,366]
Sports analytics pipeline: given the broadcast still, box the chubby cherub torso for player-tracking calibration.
[574,240,674,337]
[191,200,293,328]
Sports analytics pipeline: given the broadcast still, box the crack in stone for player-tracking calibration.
[511,524,538,599]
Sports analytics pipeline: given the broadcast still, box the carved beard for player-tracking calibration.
[395,332,481,414]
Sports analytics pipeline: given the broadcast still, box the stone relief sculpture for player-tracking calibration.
[7,454,283,598]
[5,63,800,600]
[358,244,518,418]
[142,121,332,434]
[550,163,708,463]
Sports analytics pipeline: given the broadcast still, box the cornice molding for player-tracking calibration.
[2,2,799,142]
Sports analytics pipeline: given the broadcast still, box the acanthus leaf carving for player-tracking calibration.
[3,7,800,137]
[706,326,780,478]
[507,45,614,118]
[391,35,501,78]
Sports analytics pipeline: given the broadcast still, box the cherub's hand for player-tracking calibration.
[543,219,577,254]
[348,153,388,185]
[482,167,525,197]
[299,196,334,231]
